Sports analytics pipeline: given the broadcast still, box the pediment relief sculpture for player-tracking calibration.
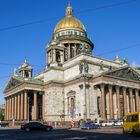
[4,77,22,92]
[106,67,140,81]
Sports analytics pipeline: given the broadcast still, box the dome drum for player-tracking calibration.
[56,35,94,49]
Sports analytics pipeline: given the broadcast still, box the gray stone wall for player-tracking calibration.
[44,87,64,122]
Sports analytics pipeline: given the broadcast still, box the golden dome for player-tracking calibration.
[54,3,86,32]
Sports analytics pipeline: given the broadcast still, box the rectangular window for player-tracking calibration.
[125,114,139,122]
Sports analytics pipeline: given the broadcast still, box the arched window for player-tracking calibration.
[70,98,75,114]
[49,51,52,62]
[56,51,61,63]
[67,91,76,115]
[74,32,77,35]
[25,71,29,78]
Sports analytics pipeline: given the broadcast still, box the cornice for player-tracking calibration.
[103,75,140,84]
[4,81,44,94]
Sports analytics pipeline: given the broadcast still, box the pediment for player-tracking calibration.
[104,67,140,82]
[4,77,23,93]
[67,90,76,97]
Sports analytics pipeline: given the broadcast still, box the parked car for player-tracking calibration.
[94,122,101,128]
[114,120,123,126]
[101,120,115,127]
[80,123,98,130]
[0,121,9,127]
[21,122,53,132]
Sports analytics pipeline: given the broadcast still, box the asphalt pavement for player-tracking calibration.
[0,127,139,140]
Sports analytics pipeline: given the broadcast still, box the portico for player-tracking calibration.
[5,89,44,121]
[93,69,140,120]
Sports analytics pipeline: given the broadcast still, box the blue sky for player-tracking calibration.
[0,0,140,104]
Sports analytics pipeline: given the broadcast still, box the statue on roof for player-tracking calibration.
[123,57,128,64]
[13,68,18,76]
[78,43,91,54]
[100,61,104,70]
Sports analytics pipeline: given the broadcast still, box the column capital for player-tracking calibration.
[85,84,90,89]
[122,87,126,92]
[93,85,97,90]
[115,86,120,92]
[108,84,112,88]
[100,84,105,89]
[134,89,139,93]
[108,84,113,90]
[34,90,38,94]
[24,89,28,93]
[129,88,133,93]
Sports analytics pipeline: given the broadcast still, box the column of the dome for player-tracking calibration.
[60,51,64,64]
[46,53,48,65]
[53,49,56,63]
[68,44,71,60]
[74,44,77,57]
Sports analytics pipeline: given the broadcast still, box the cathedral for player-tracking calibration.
[3,3,140,125]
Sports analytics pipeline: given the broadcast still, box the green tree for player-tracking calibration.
[0,109,4,120]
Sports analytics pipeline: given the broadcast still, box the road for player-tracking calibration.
[0,127,139,140]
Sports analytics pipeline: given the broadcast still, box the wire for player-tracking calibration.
[0,43,139,66]
[0,43,139,79]
[0,63,44,67]
[0,16,63,32]
[97,43,140,56]
[76,0,136,15]
[0,75,11,79]
[0,0,136,32]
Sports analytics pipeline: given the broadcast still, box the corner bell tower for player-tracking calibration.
[19,59,33,78]
[46,38,65,67]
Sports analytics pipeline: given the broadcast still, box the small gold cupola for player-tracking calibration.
[114,55,121,63]
[19,59,33,78]
[66,2,73,17]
